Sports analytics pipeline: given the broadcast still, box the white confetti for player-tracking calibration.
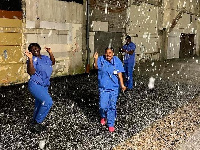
[151,62,154,66]
[39,139,46,149]
[48,30,52,37]
[148,77,155,89]
[105,3,108,14]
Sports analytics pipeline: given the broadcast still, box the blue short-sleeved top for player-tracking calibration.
[122,42,136,64]
[27,55,53,86]
[97,55,124,89]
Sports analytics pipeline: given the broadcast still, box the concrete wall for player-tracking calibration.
[0,0,199,86]
[90,1,127,33]
[25,0,84,76]
[127,2,160,63]
[198,18,200,56]
[127,0,200,62]
[89,0,127,62]
[94,32,123,56]
[162,0,199,28]
[0,0,84,86]
[162,0,199,59]
[199,2,200,56]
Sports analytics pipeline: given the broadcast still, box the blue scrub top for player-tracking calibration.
[122,42,136,64]
[97,55,124,89]
[27,55,53,87]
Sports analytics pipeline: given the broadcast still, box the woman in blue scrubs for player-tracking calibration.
[25,43,55,133]
[94,47,126,132]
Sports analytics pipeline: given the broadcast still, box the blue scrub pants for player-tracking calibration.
[99,88,119,127]
[124,63,134,89]
[28,81,53,123]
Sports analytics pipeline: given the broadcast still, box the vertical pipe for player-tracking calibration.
[86,0,90,73]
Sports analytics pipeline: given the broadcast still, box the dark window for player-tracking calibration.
[0,0,22,11]
[58,0,83,4]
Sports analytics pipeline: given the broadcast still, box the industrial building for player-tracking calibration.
[0,0,199,86]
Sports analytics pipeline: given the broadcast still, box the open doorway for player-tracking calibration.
[0,0,21,11]
[179,33,195,58]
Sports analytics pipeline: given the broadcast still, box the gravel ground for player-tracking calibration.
[1,59,200,150]
[114,93,200,150]
[178,127,200,150]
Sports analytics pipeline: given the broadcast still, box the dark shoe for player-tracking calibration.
[30,123,47,134]
[126,88,133,92]
[30,119,37,125]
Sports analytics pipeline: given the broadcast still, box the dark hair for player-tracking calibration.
[125,35,131,40]
[105,47,114,52]
[28,43,41,52]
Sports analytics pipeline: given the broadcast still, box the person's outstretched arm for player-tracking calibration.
[118,72,126,91]
[45,47,55,65]
[93,52,98,69]
[25,50,35,76]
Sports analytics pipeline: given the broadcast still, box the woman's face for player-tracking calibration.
[126,38,131,44]
[105,49,114,61]
[30,46,41,57]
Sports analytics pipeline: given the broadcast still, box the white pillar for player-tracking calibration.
[89,32,95,56]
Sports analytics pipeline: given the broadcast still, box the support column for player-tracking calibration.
[89,32,95,57]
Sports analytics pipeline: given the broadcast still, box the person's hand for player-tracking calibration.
[45,47,52,53]
[121,85,126,92]
[94,52,98,59]
[24,50,33,59]
[120,48,126,53]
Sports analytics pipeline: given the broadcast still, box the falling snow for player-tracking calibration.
[39,139,46,149]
